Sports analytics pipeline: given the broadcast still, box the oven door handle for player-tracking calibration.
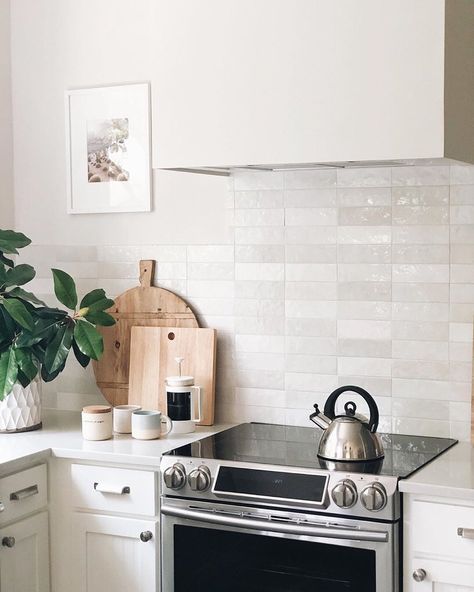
[161,503,389,543]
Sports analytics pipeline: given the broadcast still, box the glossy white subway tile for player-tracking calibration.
[235,281,284,300]
[337,301,391,320]
[337,338,392,358]
[392,225,449,244]
[451,264,474,283]
[392,282,449,303]
[284,188,337,208]
[392,264,449,283]
[235,226,285,245]
[234,388,286,408]
[449,361,472,382]
[234,208,284,227]
[235,316,285,336]
[285,207,337,226]
[391,185,449,206]
[285,354,337,374]
[449,401,471,422]
[450,225,474,244]
[391,165,449,186]
[285,282,337,301]
[233,170,284,190]
[285,372,338,392]
[187,262,233,281]
[286,245,337,263]
[235,352,285,372]
[236,368,285,390]
[285,226,337,244]
[337,167,391,187]
[284,169,337,189]
[286,318,337,338]
[337,244,391,263]
[392,360,449,380]
[392,417,450,438]
[286,263,337,282]
[451,245,474,264]
[235,245,284,263]
[338,357,392,377]
[450,164,474,185]
[187,280,234,298]
[449,322,473,343]
[392,340,448,361]
[235,263,284,281]
[392,378,451,400]
[285,336,337,356]
[235,335,285,354]
[392,321,449,341]
[451,205,474,225]
[449,342,472,362]
[188,297,234,316]
[337,282,391,301]
[285,300,336,319]
[449,302,474,323]
[336,376,392,397]
[450,185,474,205]
[337,320,391,340]
[337,187,391,207]
[337,226,391,244]
[450,283,474,302]
[392,302,449,321]
[392,398,449,420]
[187,245,234,262]
[392,206,448,225]
[392,245,449,264]
[338,207,391,226]
[234,298,285,317]
[234,190,284,209]
[338,263,391,282]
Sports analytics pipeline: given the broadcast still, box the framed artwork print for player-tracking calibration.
[65,83,151,214]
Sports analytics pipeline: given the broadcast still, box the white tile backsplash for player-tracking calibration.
[41,164,474,440]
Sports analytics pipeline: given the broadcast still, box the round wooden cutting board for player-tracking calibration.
[93,260,198,406]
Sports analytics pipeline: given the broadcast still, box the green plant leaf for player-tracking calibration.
[14,348,38,381]
[80,288,106,309]
[41,359,66,383]
[4,264,36,288]
[0,229,31,252]
[72,339,90,368]
[74,320,103,361]
[87,298,115,314]
[16,369,31,388]
[51,268,77,310]
[7,288,46,306]
[0,306,15,340]
[0,265,6,285]
[84,311,116,327]
[35,306,69,320]
[0,348,18,400]
[43,324,73,374]
[0,253,14,268]
[1,298,35,331]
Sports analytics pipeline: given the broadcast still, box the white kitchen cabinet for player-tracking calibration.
[0,511,50,592]
[152,0,474,170]
[404,494,474,591]
[73,513,158,592]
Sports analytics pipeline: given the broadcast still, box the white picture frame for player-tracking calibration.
[65,83,152,214]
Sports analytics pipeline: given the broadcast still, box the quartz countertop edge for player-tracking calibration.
[0,409,234,474]
[399,441,474,501]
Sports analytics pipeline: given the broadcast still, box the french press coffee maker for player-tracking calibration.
[165,358,202,434]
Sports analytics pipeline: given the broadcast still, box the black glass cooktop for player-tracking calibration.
[166,423,458,479]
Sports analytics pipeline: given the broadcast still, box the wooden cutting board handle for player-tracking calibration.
[139,260,155,288]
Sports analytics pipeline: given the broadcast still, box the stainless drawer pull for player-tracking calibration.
[94,482,130,495]
[457,527,474,539]
[10,484,39,501]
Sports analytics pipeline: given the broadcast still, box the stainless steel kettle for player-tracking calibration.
[309,385,384,462]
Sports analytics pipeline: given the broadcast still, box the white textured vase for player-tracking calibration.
[0,377,42,433]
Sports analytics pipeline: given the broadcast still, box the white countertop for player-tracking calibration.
[0,410,233,474]
[399,441,474,501]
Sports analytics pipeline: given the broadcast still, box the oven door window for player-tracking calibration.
[174,525,376,592]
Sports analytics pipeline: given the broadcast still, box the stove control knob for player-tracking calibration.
[163,463,186,490]
[331,479,357,508]
[188,465,211,492]
[361,482,387,512]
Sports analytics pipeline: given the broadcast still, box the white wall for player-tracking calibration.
[10,0,231,246]
[0,0,14,228]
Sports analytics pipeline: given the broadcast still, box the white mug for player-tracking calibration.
[113,405,142,434]
[131,410,173,440]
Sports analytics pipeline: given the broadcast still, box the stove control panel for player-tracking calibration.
[163,463,187,490]
[188,465,212,492]
[331,479,357,509]
[360,482,387,512]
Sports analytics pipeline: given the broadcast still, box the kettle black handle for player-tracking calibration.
[323,385,379,433]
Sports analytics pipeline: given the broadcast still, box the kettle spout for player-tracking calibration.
[309,404,332,430]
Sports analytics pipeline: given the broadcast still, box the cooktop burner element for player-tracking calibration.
[166,422,457,479]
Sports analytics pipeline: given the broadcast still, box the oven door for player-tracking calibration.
[161,498,399,592]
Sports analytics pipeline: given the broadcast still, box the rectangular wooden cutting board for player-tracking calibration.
[128,326,217,425]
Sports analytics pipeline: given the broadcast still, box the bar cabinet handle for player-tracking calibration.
[10,484,39,501]
[457,527,474,539]
[93,482,130,495]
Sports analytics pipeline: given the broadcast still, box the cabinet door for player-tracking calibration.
[0,511,50,592]
[73,513,158,592]
[409,558,474,592]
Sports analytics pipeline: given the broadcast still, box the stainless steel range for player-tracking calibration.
[160,423,456,592]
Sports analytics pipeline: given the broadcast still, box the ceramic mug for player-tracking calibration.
[113,405,142,434]
[131,410,173,440]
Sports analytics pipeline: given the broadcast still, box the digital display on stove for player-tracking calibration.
[214,466,328,504]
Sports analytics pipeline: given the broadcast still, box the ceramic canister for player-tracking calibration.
[82,405,113,441]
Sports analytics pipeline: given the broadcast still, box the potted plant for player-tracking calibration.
[0,229,115,432]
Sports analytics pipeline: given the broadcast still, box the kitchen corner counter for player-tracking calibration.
[399,441,474,500]
[0,409,233,474]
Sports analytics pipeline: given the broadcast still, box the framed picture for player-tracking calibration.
[65,83,152,214]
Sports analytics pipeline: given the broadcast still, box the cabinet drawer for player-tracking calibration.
[408,557,474,591]
[0,465,48,525]
[411,499,474,563]
[70,464,157,516]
